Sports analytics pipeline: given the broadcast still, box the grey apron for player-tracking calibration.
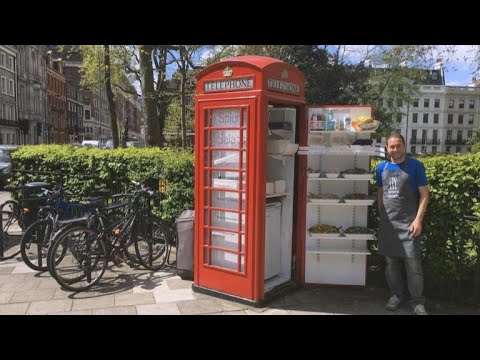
[378,160,419,258]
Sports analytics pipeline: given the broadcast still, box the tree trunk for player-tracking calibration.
[139,45,162,147]
[179,46,187,148]
[103,45,120,148]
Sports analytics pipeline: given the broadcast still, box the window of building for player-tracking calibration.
[432,72,438,80]
[413,98,419,107]
[8,56,13,71]
[468,130,473,138]
[396,114,402,123]
[446,146,451,153]
[457,131,463,143]
[85,110,91,120]
[421,146,427,153]
[432,146,437,154]
[411,129,417,141]
[422,129,427,142]
[448,114,453,124]
[456,146,461,153]
[397,99,403,107]
[433,113,439,124]
[434,99,440,108]
[469,99,475,109]
[1,77,6,94]
[424,99,430,108]
[412,113,418,123]
[458,115,464,125]
[0,53,5,67]
[10,104,14,121]
[459,99,465,109]
[8,79,14,96]
[447,130,452,140]
[410,146,416,154]
[433,130,438,143]
[423,113,428,123]
[448,99,454,108]
[468,114,474,125]
[1,103,5,119]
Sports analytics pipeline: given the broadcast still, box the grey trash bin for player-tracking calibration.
[175,210,194,280]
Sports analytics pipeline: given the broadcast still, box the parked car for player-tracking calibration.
[81,140,101,148]
[126,140,146,148]
[0,149,12,188]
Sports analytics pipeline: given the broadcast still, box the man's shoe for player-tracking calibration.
[413,304,428,315]
[385,295,402,311]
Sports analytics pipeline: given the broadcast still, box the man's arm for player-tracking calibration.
[410,186,429,237]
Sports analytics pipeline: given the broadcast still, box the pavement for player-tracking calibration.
[1,191,479,315]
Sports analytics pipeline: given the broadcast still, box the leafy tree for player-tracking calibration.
[167,45,203,147]
[138,45,161,146]
[468,128,480,153]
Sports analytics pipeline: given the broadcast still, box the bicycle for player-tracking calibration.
[47,181,175,292]
[20,186,126,272]
[0,183,49,260]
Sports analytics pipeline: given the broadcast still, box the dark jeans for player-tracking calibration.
[385,255,425,306]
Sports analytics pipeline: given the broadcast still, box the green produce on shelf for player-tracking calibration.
[309,224,340,234]
[344,226,372,234]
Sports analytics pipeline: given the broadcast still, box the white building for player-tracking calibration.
[378,63,480,154]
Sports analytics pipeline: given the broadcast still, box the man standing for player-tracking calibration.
[376,133,430,315]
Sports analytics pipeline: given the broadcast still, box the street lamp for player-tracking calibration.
[405,102,410,152]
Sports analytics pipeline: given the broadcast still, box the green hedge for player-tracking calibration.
[9,146,480,301]
[10,145,194,224]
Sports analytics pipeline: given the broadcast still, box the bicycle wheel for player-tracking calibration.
[0,200,20,213]
[20,219,53,271]
[46,223,79,277]
[135,216,174,271]
[49,226,107,292]
[0,210,26,260]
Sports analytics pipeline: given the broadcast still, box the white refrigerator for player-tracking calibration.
[265,202,282,279]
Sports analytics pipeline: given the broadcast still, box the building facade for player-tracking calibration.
[46,51,67,144]
[0,45,19,144]
[16,45,48,145]
[379,64,480,154]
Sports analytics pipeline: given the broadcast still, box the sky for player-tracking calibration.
[201,45,480,86]
[441,45,479,86]
[326,45,480,86]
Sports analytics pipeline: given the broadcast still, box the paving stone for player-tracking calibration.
[153,287,196,303]
[72,295,115,311]
[10,288,56,303]
[11,264,38,274]
[0,291,15,304]
[27,299,73,314]
[166,278,193,290]
[37,277,62,289]
[177,298,223,315]
[210,310,247,315]
[0,302,29,314]
[114,292,156,307]
[245,308,290,315]
[1,279,39,291]
[49,310,93,315]
[216,298,250,312]
[93,306,137,315]
[0,266,15,274]
[136,303,181,315]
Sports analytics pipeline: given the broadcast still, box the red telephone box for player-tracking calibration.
[193,56,308,305]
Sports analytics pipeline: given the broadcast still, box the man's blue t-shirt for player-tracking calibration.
[376,157,428,197]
